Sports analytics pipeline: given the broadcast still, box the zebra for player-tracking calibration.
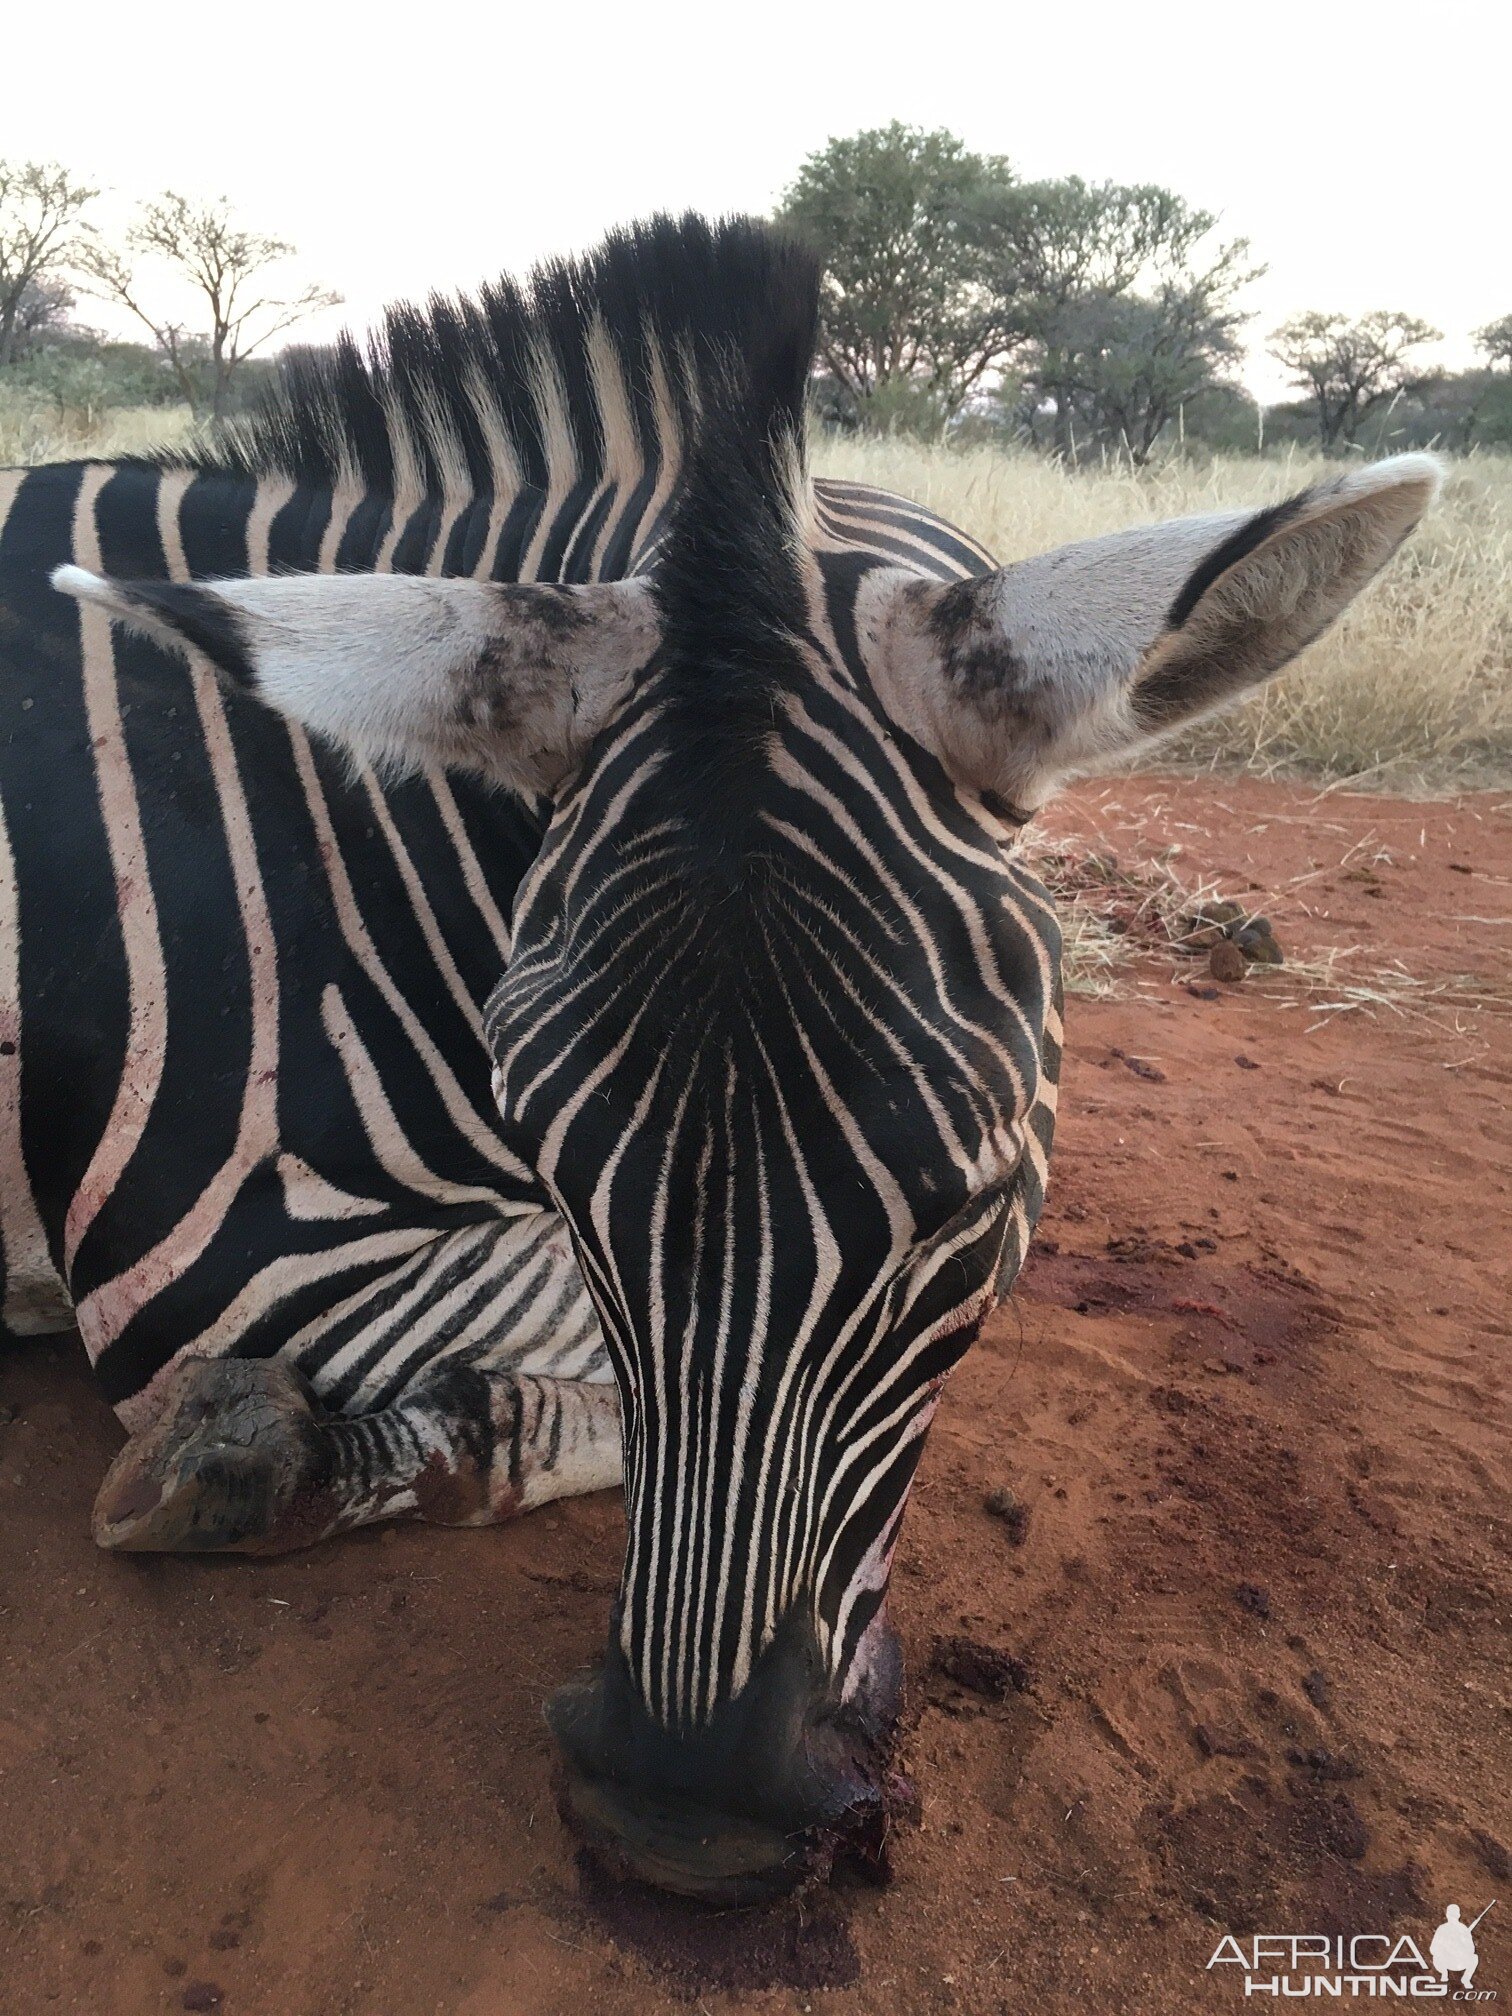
[9,215,1437,1902]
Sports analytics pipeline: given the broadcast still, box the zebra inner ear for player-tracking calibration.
[51,567,661,797]
[856,453,1442,811]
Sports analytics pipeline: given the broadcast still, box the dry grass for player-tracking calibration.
[0,393,199,467]
[816,437,1512,792]
[5,393,1507,790]
[1021,834,1211,999]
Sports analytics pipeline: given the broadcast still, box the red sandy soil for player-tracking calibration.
[2,774,1508,2016]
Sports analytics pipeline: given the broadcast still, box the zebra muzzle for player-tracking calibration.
[545,1615,908,1906]
[553,1761,832,1905]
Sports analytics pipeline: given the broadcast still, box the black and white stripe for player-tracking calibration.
[4,222,815,1447]
[10,218,1435,1835]
[483,367,1062,1725]
[3,219,1055,1563]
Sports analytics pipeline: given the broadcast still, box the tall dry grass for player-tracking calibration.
[814,437,1512,791]
[0,394,198,467]
[5,389,1506,789]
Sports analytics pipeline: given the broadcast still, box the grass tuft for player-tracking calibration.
[1022,834,1222,998]
[1028,827,1512,1037]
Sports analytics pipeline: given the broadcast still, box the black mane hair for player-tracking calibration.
[181,213,825,873]
[649,323,819,851]
[176,213,821,528]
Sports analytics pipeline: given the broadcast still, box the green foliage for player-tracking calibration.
[8,335,174,416]
[1476,314,1512,371]
[1475,374,1512,447]
[856,374,955,440]
[8,276,76,358]
[777,124,1019,421]
[781,138,1257,460]
[1008,181,1257,463]
[1176,381,1267,455]
[5,324,276,429]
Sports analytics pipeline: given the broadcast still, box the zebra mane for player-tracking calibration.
[172,214,821,572]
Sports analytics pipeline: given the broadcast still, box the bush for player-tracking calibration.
[6,333,185,418]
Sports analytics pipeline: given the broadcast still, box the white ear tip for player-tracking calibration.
[51,564,109,601]
[1352,451,1445,504]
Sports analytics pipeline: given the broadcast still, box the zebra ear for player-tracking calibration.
[857,454,1442,809]
[50,567,661,796]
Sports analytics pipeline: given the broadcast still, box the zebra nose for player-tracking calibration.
[550,1732,828,1904]
[545,1622,898,1905]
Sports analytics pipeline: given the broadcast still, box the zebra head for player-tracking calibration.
[56,231,1440,1902]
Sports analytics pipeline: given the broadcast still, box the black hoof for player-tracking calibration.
[93,1357,326,1554]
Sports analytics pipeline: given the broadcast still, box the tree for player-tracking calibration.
[1006,179,1257,459]
[780,136,1256,451]
[1409,368,1506,452]
[1177,379,1267,456]
[776,124,1020,424]
[0,161,97,368]
[1050,278,1249,464]
[80,193,340,423]
[1269,310,1441,452]
[1476,313,1512,370]
[8,276,78,359]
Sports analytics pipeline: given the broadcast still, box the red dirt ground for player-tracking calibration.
[2,774,1508,2016]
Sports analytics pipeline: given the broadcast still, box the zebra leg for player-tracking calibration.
[321,1354,623,1533]
[91,1351,622,1555]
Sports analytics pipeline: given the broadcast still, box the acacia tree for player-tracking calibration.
[776,124,1021,423]
[1007,179,1257,459]
[1269,310,1441,452]
[783,137,1256,454]
[1476,313,1512,370]
[81,193,340,422]
[0,161,98,368]
[1047,275,1250,464]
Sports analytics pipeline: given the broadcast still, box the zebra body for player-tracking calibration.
[1,450,630,1531]
[14,216,1438,1899]
[0,268,1009,1536]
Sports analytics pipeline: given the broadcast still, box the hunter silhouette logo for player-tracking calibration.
[1207,1899,1497,1999]
[1432,1906,1491,1990]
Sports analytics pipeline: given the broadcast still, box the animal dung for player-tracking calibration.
[1183,899,1285,972]
[1232,910,1284,963]
[1209,940,1247,984]
[983,1486,1031,1545]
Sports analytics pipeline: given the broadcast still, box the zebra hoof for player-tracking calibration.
[92,1357,327,1554]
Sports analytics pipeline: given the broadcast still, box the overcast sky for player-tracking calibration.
[10,0,1506,404]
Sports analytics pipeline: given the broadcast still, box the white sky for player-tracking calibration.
[10,0,1507,404]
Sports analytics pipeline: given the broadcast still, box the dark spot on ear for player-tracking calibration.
[494,583,592,641]
[898,578,935,614]
[119,582,257,687]
[925,576,1030,707]
[926,576,981,646]
[1167,493,1307,631]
